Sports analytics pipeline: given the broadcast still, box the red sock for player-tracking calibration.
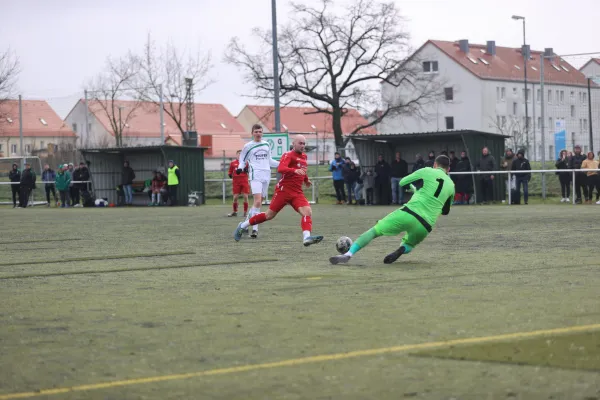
[243,202,248,213]
[233,202,238,212]
[249,212,267,225]
[301,216,312,232]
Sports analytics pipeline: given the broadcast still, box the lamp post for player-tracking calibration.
[272,0,281,133]
[512,15,528,156]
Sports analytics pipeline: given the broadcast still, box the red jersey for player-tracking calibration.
[276,150,309,192]
[228,160,248,180]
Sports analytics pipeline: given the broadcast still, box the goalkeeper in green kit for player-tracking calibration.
[330,155,455,265]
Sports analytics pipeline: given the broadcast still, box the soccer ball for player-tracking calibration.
[94,199,108,207]
[336,236,353,254]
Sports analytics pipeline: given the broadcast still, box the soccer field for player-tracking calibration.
[1,204,599,399]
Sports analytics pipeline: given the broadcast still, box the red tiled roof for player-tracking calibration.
[84,100,246,138]
[243,105,377,135]
[429,40,591,86]
[0,100,76,138]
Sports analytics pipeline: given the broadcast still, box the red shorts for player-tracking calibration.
[232,180,249,195]
[269,189,309,213]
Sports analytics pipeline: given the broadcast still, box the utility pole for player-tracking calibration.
[18,94,23,157]
[588,78,594,152]
[540,55,546,199]
[512,15,528,155]
[271,0,281,132]
[159,84,165,144]
[84,90,89,149]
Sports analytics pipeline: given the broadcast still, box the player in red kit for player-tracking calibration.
[233,135,323,246]
[227,150,250,217]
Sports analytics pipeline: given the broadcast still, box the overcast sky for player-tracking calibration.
[2,0,598,118]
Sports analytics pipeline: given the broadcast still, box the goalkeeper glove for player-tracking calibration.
[243,166,249,173]
[235,168,243,175]
[228,174,232,178]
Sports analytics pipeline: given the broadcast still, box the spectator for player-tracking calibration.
[568,145,587,204]
[476,147,496,204]
[454,151,473,205]
[424,151,435,168]
[354,168,364,204]
[121,160,136,206]
[150,170,166,206]
[329,152,346,204]
[581,151,600,204]
[374,154,391,205]
[42,164,58,207]
[19,162,36,208]
[449,151,459,179]
[68,163,79,206]
[9,163,20,208]
[167,160,180,206]
[390,152,408,205]
[360,168,376,205]
[512,149,531,205]
[55,164,71,208]
[502,149,517,204]
[345,162,360,205]
[157,171,168,204]
[555,149,571,203]
[412,154,425,172]
[76,162,91,203]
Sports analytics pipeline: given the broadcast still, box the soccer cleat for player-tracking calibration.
[329,254,351,265]
[228,211,238,217]
[250,230,258,239]
[303,235,324,247]
[383,246,406,264]
[233,222,244,242]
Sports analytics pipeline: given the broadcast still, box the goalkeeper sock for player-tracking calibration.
[345,228,379,256]
[243,202,248,213]
[400,242,414,254]
[301,216,312,239]
[233,202,238,212]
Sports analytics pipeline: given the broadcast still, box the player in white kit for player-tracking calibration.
[237,124,279,238]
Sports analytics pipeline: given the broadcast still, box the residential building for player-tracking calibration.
[580,58,600,85]
[237,105,377,164]
[0,99,76,158]
[380,39,600,161]
[64,100,248,169]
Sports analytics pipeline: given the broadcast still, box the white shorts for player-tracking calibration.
[249,169,271,197]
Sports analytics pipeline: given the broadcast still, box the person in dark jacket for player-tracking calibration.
[68,163,79,206]
[512,149,531,204]
[555,149,571,202]
[345,162,361,205]
[76,162,91,203]
[454,151,473,204]
[342,157,356,204]
[390,152,408,205]
[568,145,587,204]
[476,147,496,204]
[329,152,346,204]
[412,154,425,172]
[121,160,136,205]
[19,162,36,208]
[8,163,20,208]
[374,154,391,205]
[424,151,435,168]
[449,151,459,180]
[42,164,58,207]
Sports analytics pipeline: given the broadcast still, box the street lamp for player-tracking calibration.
[271,0,281,133]
[512,15,529,157]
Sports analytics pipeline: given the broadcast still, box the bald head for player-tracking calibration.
[292,135,306,153]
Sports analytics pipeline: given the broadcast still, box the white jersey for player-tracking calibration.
[239,140,279,181]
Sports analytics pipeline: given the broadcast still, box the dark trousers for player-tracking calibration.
[375,181,390,205]
[575,174,587,201]
[11,184,20,206]
[333,180,346,202]
[559,175,571,198]
[168,185,178,206]
[70,186,80,205]
[586,175,600,201]
[19,186,31,207]
[480,177,494,203]
[366,188,374,205]
[45,184,57,203]
[345,182,355,203]
[516,178,529,204]
[59,190,70,206]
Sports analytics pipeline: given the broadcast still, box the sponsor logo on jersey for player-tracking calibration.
[253,149,269,160]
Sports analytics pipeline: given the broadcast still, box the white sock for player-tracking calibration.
[251,207,260,231]
[241,220,251,229]
[303,230,310,240]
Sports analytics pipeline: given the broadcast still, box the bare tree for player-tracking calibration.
[490,115,527,151]
[226,0,443,147]
[135,34,213,136]
[0,48,19,103]
[88,54,142,147]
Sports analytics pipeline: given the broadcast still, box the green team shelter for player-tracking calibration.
[348,130,509,203]
[80,146,206,206]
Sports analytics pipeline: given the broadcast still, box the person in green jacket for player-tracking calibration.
[55,164,72,208]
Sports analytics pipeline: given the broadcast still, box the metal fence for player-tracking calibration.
[0,181,92,206]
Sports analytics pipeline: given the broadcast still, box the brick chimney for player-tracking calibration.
[459,39,469,53]
[486,41,496,56]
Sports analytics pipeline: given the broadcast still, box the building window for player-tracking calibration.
[583,119,588,133]
[501,87,506,101]
[549,117,553,131]
[40,141,45,150]
[25,144,31,154]
[88,123,92,132]
[549,145,554,159]
[555,90,559,104]
[11,144,17,154]
[571,105,575,118]
[570,91,575,100]
[0,144,2,152]
[582,92,588,104]
[524,116,531,129]
[522,88,531,102]
[513,87,517,96]
[560,90,564,104]
[445,116,454,130]
[501,116,507,127]
[422,61,438,73]
[536,89,541,103]
[513,102,517,115]
[548,90,552,104]
[537,117,541,129]
[72,123,77,133]
[444,87,453,101]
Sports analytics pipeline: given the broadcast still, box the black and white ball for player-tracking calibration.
[336,236,353,254]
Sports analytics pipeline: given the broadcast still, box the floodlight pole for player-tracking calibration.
[84,89,89,148]
[271,0,281,132]
[18,94,23,157]
[540,54,546,199]
[159,84,165,144]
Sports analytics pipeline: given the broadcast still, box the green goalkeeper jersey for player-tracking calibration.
[399,167,455,227]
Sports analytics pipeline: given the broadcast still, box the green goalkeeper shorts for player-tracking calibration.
[373,207,430,249]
